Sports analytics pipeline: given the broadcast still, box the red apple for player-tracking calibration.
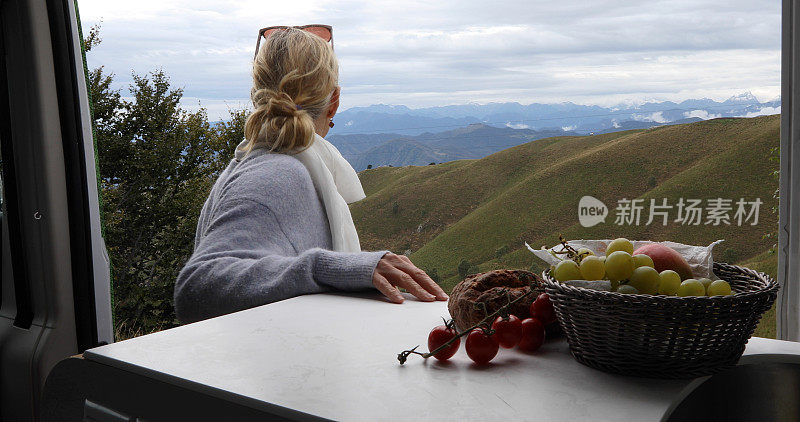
[633,243,693,281]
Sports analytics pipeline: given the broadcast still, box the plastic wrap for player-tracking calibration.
[526,239,724,280]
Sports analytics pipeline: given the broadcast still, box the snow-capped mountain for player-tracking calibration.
[329,93,779,137]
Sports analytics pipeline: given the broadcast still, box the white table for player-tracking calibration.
[83,292,800,421]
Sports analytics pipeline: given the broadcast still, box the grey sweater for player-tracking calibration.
[175,148,388,324]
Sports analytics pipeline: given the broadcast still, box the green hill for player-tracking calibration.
[352,115,780,296]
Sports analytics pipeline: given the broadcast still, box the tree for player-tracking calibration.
[84,23,102,53]
[87,33,246,338]
[458,259,472,279]
[721,248,739,264]
[764,146,780,252]
[366,164,372,169]
[93,69,222,335]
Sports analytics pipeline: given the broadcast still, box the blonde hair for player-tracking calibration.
[244,28,338,153]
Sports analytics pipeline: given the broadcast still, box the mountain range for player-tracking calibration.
[327,93,780,170]
[328,124,578,171]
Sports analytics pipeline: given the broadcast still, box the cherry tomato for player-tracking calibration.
[518,318,546,352]
[465,329,500,364]
[491,315,522,348]
[427,325,461,361]
[530,293,557,325]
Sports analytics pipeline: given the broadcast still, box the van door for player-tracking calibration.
[0,0,112,420]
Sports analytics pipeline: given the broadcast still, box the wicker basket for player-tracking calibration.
[542,262,779,379]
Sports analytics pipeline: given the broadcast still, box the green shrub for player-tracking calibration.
[457,259,472,279]
[721,247,739,264]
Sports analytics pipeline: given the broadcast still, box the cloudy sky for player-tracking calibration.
[79,0,781,121]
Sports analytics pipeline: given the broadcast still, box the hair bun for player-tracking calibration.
[244,28,337,153]
[265,92,299,118]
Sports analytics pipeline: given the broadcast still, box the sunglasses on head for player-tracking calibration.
[254,24,334,59]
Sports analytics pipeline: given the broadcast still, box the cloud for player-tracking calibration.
[633,111,668,123]
[506,122,529,129]
[562,125,576,131]
[683,109,721,120]
[737,106,781,117]
[79,0,781,121]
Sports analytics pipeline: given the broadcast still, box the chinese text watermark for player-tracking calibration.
[578,196,762,227]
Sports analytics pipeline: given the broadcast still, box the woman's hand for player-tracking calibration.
[372,252,448,303]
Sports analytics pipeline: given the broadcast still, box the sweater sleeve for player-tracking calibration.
[174,198,387,324]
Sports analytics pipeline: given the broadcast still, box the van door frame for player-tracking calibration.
[778,0,800,341]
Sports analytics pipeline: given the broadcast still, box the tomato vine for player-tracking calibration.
[397,284,537,364]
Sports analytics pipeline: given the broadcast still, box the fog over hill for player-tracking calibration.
[327,93,779,170]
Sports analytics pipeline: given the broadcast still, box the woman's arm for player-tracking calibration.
[174,198,386,324]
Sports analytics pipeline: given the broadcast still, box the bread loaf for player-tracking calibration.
[447,269,544,331]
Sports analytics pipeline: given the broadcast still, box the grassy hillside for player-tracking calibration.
[352,115,780,299]
[742,250,779,338]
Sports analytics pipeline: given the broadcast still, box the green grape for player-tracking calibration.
[677,279,705,297]
[617,285,639,294]
[632,254,654,268]
[698,278,713,295]
[707,280,732,296]
[579,256,605,280]
[605,251,635,281]
[576,247,595,261]
[554,259,582,282]
[606,238,634,256]
[628,266,660,295]
[658,270,681,295]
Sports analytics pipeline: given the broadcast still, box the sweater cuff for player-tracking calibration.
[314,250,389,290]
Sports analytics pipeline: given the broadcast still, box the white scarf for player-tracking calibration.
[234,133,365,252]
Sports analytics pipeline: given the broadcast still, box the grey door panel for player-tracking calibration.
[0,0,113,420]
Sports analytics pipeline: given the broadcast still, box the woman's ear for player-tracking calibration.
[327,86,340,119]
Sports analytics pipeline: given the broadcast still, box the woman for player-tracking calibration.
[174,27,447,324]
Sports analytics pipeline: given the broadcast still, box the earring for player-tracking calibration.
[328,120,335,128]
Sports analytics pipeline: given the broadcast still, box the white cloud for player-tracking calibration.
[506,122,529,129]
[738,106,781,117]
[562,125,576,131]
[633,111,668,123]
[683,109,721,120]
[612,120,621,128]
[79,0,781,121]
